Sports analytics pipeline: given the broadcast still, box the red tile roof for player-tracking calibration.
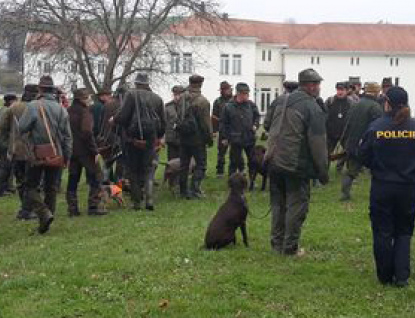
[170,17,415,53]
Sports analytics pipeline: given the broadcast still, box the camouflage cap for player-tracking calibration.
[336,82,347,89]
[298,68,323,83]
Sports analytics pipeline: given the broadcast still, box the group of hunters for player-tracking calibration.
[1,68,414,288]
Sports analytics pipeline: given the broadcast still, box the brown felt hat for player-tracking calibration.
[38,75,55,88]
[73,88,90,100]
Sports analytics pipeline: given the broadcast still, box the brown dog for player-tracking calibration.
[249,145,268,191]
[204,173,249,250]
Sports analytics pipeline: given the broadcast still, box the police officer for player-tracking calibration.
[177,75,213,199]
[221,83,260,179]
[340,82,383,201]
[359,86,415,287]
[265,68,328,256]
[212,81,233,177]
[165,85,185,161]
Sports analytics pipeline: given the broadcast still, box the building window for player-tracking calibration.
[311,56,315,64]
[43,62,52,74]
[183,53,193,73]
[260,88,271,113]
[262,50,266,61]
[350,57,354,65]
[220,54,229,75]
[316,56,320,65]
[390,57,394,66]
[311,56,320,65]
[275,88,279,99]
[232,54,242,75]
[356,57,360,66]
[395,77,400,86]
[395,58,399,66]
[268,50,272,61]
[70,62,77,73]
[97,61,106,74]
[170,53,180,74]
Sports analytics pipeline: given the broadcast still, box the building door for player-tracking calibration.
[260,88,272,114]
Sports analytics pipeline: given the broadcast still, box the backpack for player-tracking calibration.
[175,98,198,137]
[130,91,160,140]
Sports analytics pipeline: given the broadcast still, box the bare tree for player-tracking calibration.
[0,0,222,92]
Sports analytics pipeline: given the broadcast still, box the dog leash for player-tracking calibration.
[248,207,272,220]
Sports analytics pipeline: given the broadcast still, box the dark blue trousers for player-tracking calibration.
[370,179,415,284]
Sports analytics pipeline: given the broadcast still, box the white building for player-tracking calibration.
[24,18,415,114]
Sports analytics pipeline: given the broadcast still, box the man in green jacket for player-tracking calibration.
[178,75,213,199]
[0,85,38,220]
[266,68,329,256]
[340,82,383,201]
[19,76,73,234]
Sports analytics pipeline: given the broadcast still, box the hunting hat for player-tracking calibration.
[38,75,55,88]
[3,93,17,104]
[172,85,185,94]
[235,82,250,93]
[189,74,204,85]
[298,68,323,83]
[24,84,38,94]
[97,88,112,96]
[382,77,393,87]
[386,86,408,108]
[134,73,149,85]
[283,81,299,92]
[364,82,381,95]
[220,81,231,90]
[349,78,362,85]
[73,88,90,100]
[336,82,347,89]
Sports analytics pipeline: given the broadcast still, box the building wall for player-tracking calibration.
[284,51,415,108]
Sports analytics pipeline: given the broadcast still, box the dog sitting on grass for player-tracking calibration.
[204,173,249,250]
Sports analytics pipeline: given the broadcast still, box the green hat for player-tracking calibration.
[73,88,90,100]
[298,68,323,83]
[189,74,204,85]
[172,85,185,94]
[236,82,250,93]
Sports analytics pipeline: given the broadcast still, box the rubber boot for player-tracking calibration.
[66,191,80,217]
[340,175,353,201]
[87,187,107,216]
[144,176,154,211]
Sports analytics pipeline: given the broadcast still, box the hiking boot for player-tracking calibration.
[38,212,54,234]
[66,191,80,217]
[16,209,37,221]
[87,207,107,216]
[340,176,353,201]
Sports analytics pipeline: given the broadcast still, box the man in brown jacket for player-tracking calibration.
[0,85,38,220]
[66,88,106,217]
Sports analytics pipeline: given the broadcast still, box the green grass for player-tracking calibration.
[1,144,415,318]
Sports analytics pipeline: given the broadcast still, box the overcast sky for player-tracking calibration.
[220,0,415,24]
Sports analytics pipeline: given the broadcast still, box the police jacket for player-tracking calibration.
[359,115,415,184]
[222,98,260,147]
[265,88,328,182]
[19,94,73,162]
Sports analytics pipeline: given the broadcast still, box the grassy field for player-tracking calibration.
[1,144,415,318]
